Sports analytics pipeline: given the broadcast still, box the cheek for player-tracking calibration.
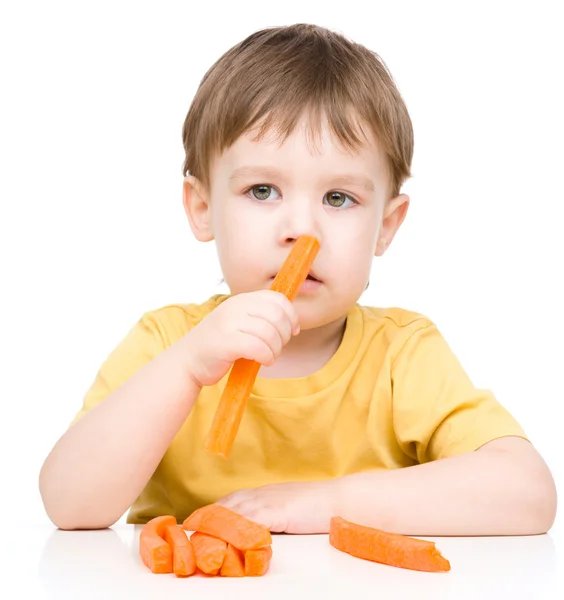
[211,212,267,291]
[327,227,376,278]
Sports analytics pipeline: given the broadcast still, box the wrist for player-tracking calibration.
[172,333,205,390]
[334,470,395,529]
[333,474,349,519]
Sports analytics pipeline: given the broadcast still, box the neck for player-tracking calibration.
[258,315,347,379]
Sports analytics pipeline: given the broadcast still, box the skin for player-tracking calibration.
[38,115,557,533]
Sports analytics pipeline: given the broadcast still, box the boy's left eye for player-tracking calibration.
[324,192,356,208]
[248,185,280,201]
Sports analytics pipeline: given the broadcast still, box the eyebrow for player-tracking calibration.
[229,166,376,193]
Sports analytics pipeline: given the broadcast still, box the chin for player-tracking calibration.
[294,297,350,330]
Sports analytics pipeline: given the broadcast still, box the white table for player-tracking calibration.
[7,521,563,599]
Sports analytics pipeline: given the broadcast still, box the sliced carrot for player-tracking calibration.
[163,524,197,577]
[204,235,320,458]
[329,516,451,573]
[220,543,245,577]
[244,545,273,576]
[182,503,272,551]
[190,532,227,575]
[139,515,176,574]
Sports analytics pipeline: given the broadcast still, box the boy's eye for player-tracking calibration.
[249,185,279,201]
[324,191,356,208]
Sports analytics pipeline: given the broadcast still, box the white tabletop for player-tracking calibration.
[6,521,563,599]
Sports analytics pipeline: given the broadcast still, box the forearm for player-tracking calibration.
[39,336,201,530]
[337,438,557,536]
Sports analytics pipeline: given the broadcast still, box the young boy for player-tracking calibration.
[39,23,556,535]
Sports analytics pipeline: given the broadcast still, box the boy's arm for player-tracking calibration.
[214,435,557,535]
[39,291,298,530]
[337,435,557,536]
[39,335,202,530]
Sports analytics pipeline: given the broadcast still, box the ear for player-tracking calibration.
[183,175,214,242]
[375,193,410,257]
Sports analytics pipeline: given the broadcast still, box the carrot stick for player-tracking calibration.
[139,515,177,574]
[205,235,320,458]
[244,545,273,576]
[163,524,197,577]
[220,543,245,577]
[182,503,272,551]
[329,516,451,572]
[190,532,228,575]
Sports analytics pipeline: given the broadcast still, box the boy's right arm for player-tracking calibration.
[38,290,299,530]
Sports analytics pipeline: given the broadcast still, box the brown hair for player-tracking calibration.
[182,23,413,199]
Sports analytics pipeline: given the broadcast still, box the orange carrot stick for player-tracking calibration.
[139,515,177,574]
[329,516,451,573]
[244,545,273,576]
[163,524,197,577]
[190,532,228,575]
[182,503,272,551]
[205,235,320,458]
[220,543,246,577]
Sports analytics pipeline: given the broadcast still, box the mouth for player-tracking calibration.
[271,271,321,283]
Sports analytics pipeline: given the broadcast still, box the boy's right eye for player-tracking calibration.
[248,185,280,201]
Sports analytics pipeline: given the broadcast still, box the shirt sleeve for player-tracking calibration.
[69,312,166,426]
[390,320,528,463]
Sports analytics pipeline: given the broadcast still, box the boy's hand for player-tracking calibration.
[182,290,300,388]
[214,479,341,534]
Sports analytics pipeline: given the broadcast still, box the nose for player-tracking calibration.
[278,195,320,245]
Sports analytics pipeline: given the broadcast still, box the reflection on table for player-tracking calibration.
[35,524,561,600]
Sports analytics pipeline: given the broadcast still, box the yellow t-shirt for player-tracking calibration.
[72,294,527,524]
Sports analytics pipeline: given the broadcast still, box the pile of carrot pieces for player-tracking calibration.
[140,504,451,577]
[139,504,273,577]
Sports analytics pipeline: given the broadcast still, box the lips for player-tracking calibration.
[271,270,321,282]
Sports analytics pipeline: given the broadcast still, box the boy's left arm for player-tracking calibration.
[215,435,557,535]
[336,435,557,536]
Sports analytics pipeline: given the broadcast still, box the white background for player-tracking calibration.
[1,0,562,534]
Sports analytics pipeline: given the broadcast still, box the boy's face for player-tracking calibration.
[185,116,408,330]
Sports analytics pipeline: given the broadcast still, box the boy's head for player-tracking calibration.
[182,24,413,328]
[182,23,413,201]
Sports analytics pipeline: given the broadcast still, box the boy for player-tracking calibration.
[39,23,556,535]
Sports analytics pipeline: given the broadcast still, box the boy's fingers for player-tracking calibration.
[247,306,292,347]
[239,317,284,358]
[233,333,276,366]
[255,290,300,334]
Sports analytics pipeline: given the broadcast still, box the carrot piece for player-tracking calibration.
[182,503,272,551]
[329,516,451,573]
[220,543,245,577]
[139,515,176,574]
[163,524,197,577]
[204,235,320,458]
[190,532,227,575]
[244,545,273,576]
